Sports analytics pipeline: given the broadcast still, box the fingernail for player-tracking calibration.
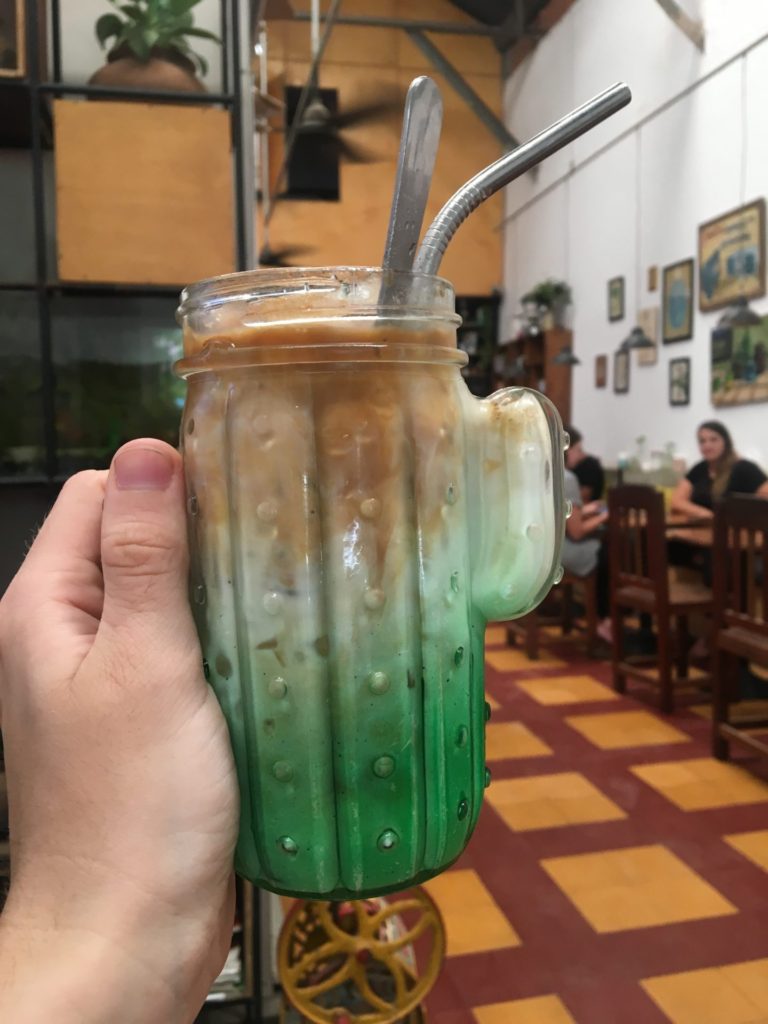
[113,447,174,491]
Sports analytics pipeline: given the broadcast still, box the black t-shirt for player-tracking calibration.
[686,458,768,510]
[573,454,605,501]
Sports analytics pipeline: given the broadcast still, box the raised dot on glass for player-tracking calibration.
[562,430,570,451]
[194,583,206,605]
[456,725,468,748]
[377,829,399,851]
[187,495,199,516]
[373,755,395,778]
[186,418,195,435]
[484,767,492,788]
[268,676,287,699]
[368,671,390,695]
[363,588,385,610]
[450,571,460,593]
[272,761,293,782]
[565,499,573,518]
[457,796,469,821]
[553,565,564,585]
[484,701,492,722]
[256,500,278,523]
[445,483,457,505]
[526,522,543,541]
[279,836,298,856]
[523,444,538,459]
[360,497,381,520]
[263,591,283,615]
[454,645,465,666]
[545,460,551,483]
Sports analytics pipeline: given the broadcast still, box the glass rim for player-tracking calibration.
[177,265,457,319]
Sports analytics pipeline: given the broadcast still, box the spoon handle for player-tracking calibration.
[382,76,443,272]
[414,82,632,276]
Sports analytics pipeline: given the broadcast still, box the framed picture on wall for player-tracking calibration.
[637,307,659,365]
[614,349,630,394]
[662,258,694,343]
[595,354,608,388]
[669,357,691,406]
[647,266,658,292]
[608,276,625,321]
[711,316,768,407]
[0,0,25,77]
[698,199,766,312]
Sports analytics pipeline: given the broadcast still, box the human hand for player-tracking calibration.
[0,441,238,1024]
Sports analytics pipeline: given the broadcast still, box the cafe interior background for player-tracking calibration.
[2,0,768,1022]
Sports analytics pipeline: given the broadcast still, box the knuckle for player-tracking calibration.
[101,521,180,579]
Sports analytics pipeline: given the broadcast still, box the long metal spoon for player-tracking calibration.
[413,82,632,276]
[382,75,443,272]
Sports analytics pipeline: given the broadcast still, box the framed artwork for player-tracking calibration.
[698,198,766,312]
[662,258,694,343]
[669,357,691,406]
[608,276,625,321]
[595,354,608,388]
[711,316,768,407]
[647,266,658,292]
[614,349,630,394]
[637,307,659,366]
[0,0,25,77]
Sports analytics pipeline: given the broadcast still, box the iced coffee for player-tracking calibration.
[175,268,564,898]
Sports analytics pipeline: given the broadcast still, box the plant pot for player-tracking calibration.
[552,296,569,327]
[89,45,205,93]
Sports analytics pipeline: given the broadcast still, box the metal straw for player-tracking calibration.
[413,82,632,276]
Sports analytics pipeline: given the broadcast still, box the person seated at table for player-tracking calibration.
[670,420,768,517]
[562,468,613,643]
[565,425,605,503]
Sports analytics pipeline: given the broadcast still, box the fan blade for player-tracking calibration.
[331,93,403,131]
[334,134,380,165]
[259,242,314,267]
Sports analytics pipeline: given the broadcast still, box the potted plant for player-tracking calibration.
[90,0,220,93]
[521,279,572,328]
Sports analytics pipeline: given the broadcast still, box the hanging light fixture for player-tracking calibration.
[716,295,762,328]
[619,325,655,351]
[554,345,581,365]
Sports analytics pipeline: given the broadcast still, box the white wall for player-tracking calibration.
[502,0,768,468]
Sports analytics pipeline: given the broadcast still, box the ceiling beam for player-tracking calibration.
[502,0,576,76]
[653,0,705,50]
[406,28,519,150]
[292,12,501,37]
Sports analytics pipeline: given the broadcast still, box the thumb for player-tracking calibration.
[99,440,192,634]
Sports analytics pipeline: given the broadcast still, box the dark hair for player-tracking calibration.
[697,420,734,456]
[698,420,736,499]
[565,425,582,446]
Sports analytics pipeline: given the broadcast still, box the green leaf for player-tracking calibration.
[182,27,220,42]
[118,3,144,19]
[168,0,203,13]
[95,12,124,46]
[125,24,151,60]
[196,52,208,76]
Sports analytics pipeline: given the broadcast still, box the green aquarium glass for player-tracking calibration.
[175,268,565,899]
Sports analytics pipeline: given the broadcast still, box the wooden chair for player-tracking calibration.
[608,485,713,712]
[712,495,768,762]
[506,569,599,660]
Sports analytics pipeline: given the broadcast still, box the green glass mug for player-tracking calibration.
[175,268,565,898]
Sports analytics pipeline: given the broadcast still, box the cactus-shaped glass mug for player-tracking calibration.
[175,268,565,899]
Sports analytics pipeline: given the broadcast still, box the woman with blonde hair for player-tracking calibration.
[670,420,768,518]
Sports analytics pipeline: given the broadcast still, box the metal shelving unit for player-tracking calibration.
[0,4,263,1019]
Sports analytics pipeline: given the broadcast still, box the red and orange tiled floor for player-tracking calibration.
[423,626,768,1024]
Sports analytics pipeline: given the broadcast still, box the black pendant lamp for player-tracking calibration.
[554,345,581,366]
[716,295,762,328]
[619,325,655,352]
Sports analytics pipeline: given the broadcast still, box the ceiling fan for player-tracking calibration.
[258,238,316,267]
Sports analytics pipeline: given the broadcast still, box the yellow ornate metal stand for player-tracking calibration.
[277,887,445,1023]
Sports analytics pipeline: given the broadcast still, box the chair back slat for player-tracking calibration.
[714,496,768,638]
[608,485,668,606]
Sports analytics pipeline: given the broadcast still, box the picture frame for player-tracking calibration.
[614,349,630,394]
[669,357,691,406]
[647,266,658,292]
[595,354,608,388]
[711,317,768,408]
[662,258,694,343]
[608,276,625,321]
[637,307,659,366]
[0,0,25,78]
[698,199,766,312]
